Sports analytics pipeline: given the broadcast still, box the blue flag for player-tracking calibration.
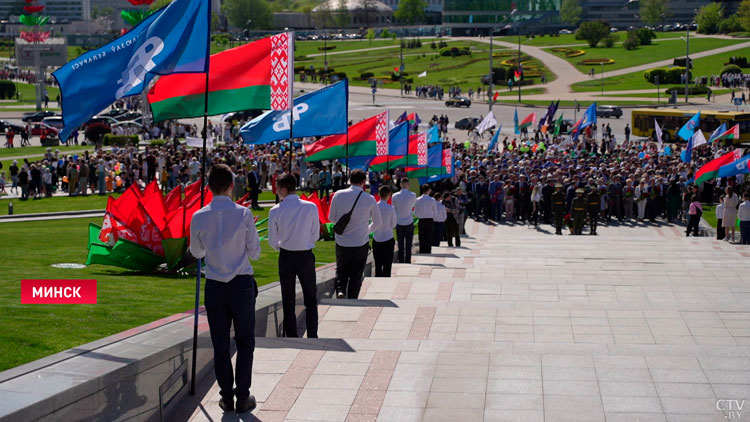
[240,80,348,144]
[513,108,519,135]
[708,122,727,143]
[579,103,597,131]
[487,124,502,154]
[53,0,210,141]
[682,133,694,163]
[389,122,408,155]
[718,154,750,178]
[393,111,407,126]
[427,124,440,144]
[677,112,701,141]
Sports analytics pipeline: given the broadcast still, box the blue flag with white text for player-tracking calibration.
[52,0,210,141]
[677,112,701,141]
[718,154,750,178]
[427,124,440,143]
[240,80,348,144]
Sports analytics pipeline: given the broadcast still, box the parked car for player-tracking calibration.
[22,110,57,123]
[41,116,64,131]
[596,105,623,118]
[100,108,127,118]
[559,29,573,34]
[445,96,471,108]
[610,27,619,32]
[223,109,264,123]
[30,122,59,136]
[455,117,480,131]
[115,111,143,122]
[0,120,24,134]
[84,116,118,129]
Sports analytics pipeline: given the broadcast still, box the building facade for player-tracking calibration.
[0,0,90,21]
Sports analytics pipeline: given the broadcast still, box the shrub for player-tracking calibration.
[102,134,137,146]
[643,66,689,84]
[623,30,639,50]
[317,46,336,51]
[720,64,743,75]
[149,139,166,147]
[360,72,374,80]
[578,58,615,65]
[430,41,436,49]
[440,46,471,57]
[575,21,610,47]
[603,33,617,48]
[719,15,744,33]
[666,86,712,95]
[636,27,656,45]
[438,40,448,48]
[728,56,749,67]
[330,72,347,81]
[0,80,16,99]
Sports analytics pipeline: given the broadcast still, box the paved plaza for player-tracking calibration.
[176,219,750,422]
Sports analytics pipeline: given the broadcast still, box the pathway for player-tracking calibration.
[174,219,750,422]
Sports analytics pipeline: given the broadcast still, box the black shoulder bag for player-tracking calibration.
[333,191,363,235]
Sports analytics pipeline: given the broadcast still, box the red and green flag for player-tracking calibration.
[692,149,743,186]
[518,112,536,130]
[148,32,293,121]
[514,68,522,82]
[305,111,388,162]
[713,124,740,143]
[406,143,442,178]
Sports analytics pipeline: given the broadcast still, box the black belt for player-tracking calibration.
[280,248,313,254]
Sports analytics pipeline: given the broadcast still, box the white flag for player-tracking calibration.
[186,136,214,149]
[418,71,427,78]
[692,130,707,148]
[654,119,663,150]
[475,111,498,135]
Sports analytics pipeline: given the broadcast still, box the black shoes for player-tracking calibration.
[218,397,234,412]
[236,396,257,413]
[219,395,256,413]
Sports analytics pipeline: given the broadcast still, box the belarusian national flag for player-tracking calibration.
[692,149,743,186]
[148,32,293,121]
[713,124,740,143]
[518,113,536,130]
[406,143,442,178]
[514,69,521,82]
[305,111,388,162]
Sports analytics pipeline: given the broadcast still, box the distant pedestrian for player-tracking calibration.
[372,185,396,277]
[686,195,702,237]
[415,184,437,254]
[391,177,417,263]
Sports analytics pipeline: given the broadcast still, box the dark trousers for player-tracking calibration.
[335,243,369,298]
[445,216,460,246]
[741,221,750,244]
[432,221,445,246]
[372,238,395,277]
[588,208,598,234]
[686,214,700,237]
[204,274,257,401]
[418,218,434,254]
[396,224,414,263]
[279,249,318,338]
[717,219,725,240]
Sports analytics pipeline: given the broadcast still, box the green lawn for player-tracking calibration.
[495,87,546,96]
[0,193,113,214]
[547,38,744,73]
[0,145,95,158]
[0,214,337,370]
[506,99,663,107]
[9,82,61,104]
[571,48,750,93]
[495,31,694,47]
[295,41,555,94]
[599,89,732,99]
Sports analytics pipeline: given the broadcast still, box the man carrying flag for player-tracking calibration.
[475,110,497,135]
[53,0,210,141]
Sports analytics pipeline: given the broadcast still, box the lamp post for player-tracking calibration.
[684,16,694,104]
[517,26,522,103]
[400,31,404,96]
[489,27,493,111]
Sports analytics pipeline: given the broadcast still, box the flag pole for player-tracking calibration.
[190,56,210,396]
[289,107,294,175]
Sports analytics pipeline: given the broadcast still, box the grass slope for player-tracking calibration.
[0,214,337,371]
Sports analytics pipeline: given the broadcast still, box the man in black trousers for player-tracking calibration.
[248,164,262,210]
[190,164,261,414]
[415,184,437,254]
[268,173,320,338]
[371,185,397,277]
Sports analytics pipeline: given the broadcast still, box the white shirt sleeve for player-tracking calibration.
[189,214,205,259]
[267,207,280,251]
[370,198,383,233]
[329,194,341,224]
[245,209,261,260]
[309,205,320,244]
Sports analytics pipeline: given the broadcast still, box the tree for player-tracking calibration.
[150,0,173,11]
[365,28,375,47]
[222,0,272,29]
[640,0,669,26]
[738,0,750,32]
[335,0,350,28]
[394,0,427,25]
[623,30,639,50]
[313,1,334,28]
[696,2,724,34]
[559,0,582,26]
[575,21,610,47]
[92,6,113,19]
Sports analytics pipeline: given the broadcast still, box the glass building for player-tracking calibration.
[443,0,561,34]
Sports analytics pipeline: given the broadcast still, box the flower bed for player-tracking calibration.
[578,58,615,66]
[551,47,585,58]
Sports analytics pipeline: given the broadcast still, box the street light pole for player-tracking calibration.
[684,22,690,103]
[517,28,521,103]
[400,32,404,96]
[489,28,493,112]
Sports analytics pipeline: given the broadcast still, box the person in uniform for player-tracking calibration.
[572,188,587,235]
[586,180,600,235]
[552,183,566,235]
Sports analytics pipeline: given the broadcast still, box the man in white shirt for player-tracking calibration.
[391,177,417,263]
[432,191,448,247]
[268,173,320,338]
[190,164,261,414]
[371,185,397,277]
[415,184,437,254]
[329,170,383,298]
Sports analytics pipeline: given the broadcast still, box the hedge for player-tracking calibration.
[579,58,615,65]
[666,86,711,95]
[720,64,743,76]
[360,72,374,80]
[643,67,689,84]
[0,80,16,99]
[103,134,139,146]
[317,46,336,51]
[439,46,471,57]
[727,56,748,68]
[149,139,166,147]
